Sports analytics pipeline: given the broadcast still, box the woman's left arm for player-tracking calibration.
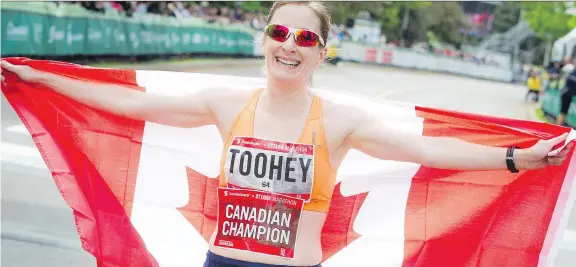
[344,110,572,171]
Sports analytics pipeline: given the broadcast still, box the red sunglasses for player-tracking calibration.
[264,24,325,47]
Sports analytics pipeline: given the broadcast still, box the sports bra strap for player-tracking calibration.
[245,88,264,112]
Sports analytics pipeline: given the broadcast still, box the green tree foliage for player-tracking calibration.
[325,2,434,45]
[239,1,271,13]
[522,2,574,40]
[378,5,401,41]
[570,15,576,29]
[491,2,522,33]
[325,2,393,26]
[325,2,401,41]
[398,6,429,46]
[419,2,466,47]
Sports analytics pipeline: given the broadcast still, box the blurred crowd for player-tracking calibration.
[53,1,509,68]
[521,56,574,102]
[58,1,267,30]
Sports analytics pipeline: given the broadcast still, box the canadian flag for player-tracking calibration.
[2,57,576,267]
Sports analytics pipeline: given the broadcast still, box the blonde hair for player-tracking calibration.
[266,1,331,47]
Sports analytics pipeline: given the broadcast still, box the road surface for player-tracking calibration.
[2,61,575,266]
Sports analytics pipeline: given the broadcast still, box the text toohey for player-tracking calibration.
[228,149,312,183]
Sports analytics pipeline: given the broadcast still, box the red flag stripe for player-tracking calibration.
[539,152,576,266]
[405,106,575,267]
[2,58,157,267]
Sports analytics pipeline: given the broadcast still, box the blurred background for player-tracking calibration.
[1,1,576,267]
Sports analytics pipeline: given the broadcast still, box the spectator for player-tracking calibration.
[250,11,265,30]
[93,1,124,14]
[82,1,105,13]
[563,57,575,76]
[134,1,148,15]
[71,1,271,29]
[204,6,219,23]
[176,2,191,18]
[233,7,243,22]
[525,69,542,103]
[146,2,161,14]
[217,7,232,24]
[548,61,563,90]
[187,3,201,17]
[166,3,180,18]
[556,66,576,125]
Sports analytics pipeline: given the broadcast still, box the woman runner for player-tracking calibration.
[1,2,573,267]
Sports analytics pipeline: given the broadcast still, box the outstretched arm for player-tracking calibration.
[1,60,218,128]
[344,109,571,171]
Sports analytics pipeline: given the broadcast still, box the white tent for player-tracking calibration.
[552,27,576,62]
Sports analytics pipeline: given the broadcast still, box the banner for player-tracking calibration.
[337,42,514,83]
[0,2,255,57]
[2,57,576,267]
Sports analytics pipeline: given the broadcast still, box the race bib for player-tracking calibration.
[224,137,315,201]
[214,187,304,258]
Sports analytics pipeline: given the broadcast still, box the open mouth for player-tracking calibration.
[276,57,301,67]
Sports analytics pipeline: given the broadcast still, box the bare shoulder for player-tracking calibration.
[319,97,366,142]
[205,86,260,136]
[320,97,367,127]
[317,97,370,167]
[198,86,254,103]
[205,86,258,112]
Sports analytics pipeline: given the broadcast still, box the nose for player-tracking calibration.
[281,33,297,52]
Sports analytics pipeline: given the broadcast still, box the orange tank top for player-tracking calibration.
[219,88,337,213]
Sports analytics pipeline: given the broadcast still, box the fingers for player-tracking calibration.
[554,147,570,158]
[1,61,13,86]
[531,160,548,169]
[547,143,573,166]
[1,61,6,86]
[0,60,15,72]
[548,156,567,166]
[555,143,573,158]
[548,132,569,146]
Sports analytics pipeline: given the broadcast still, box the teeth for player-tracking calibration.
[277,58,300,66]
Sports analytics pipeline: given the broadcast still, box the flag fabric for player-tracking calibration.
[2,57,576,267]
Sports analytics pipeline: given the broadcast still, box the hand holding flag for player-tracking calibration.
[518,132,573,168]
[1,60,44,85]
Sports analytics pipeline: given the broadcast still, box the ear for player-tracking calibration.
[317,47,328,66]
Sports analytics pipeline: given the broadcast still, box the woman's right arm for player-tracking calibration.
[1,61,216,128]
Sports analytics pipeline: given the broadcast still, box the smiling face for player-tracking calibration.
[263,3,328,85]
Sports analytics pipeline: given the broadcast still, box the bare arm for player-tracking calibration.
[344,108,569,171]
[2,61,216,128]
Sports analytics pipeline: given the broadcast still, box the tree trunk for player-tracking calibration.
[543,37,552,66]
[400,7,410,47]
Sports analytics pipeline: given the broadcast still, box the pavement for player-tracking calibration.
[2,60,575,266]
